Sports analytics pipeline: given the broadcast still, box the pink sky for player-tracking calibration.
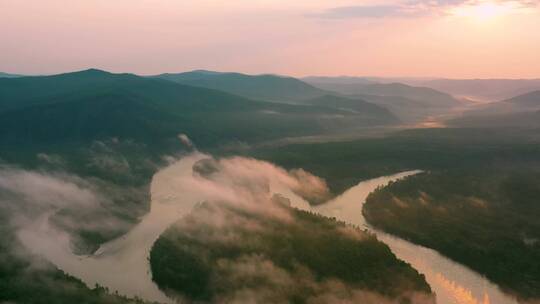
[1,0,539,78]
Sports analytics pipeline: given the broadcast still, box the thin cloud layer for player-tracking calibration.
[314,5,405,18]
[315,0,538,19]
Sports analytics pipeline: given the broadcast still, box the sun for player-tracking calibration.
[450,1,515,22]
[474,2,507,20]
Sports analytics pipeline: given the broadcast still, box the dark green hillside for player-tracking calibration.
[154,70,327,102]
[150,202,433,303]
[0,69,258,113]
[0,69,399,149]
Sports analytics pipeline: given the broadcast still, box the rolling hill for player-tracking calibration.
[301,94,400,124]
[304,79,460,123]
[154,70,327,102]
[306,81,460,107]
[504,90,540,108]
[449,90,540,128]
[351,94,449,123]
[0,69,399,148]
[420,78,540,102]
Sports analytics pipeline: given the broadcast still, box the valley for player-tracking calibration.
[1,69,539,304]
[3,2,540,303]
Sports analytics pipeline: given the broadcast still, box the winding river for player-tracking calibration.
[18,153,519,304]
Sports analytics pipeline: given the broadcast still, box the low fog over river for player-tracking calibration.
[19,153,518,304]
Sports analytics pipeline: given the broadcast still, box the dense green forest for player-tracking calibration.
[150,202,433,303]
[364,170,540,300]
[244,127,540,197]
[245,127,540,300]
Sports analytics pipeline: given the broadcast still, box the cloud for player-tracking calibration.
[314,0,539,19]
[162,155,434,303]
[192,156,331,209]
[315,5,405,19]
[0,169,100,214]
[37,153,66,167]
[177,133,195,149]
[0,168,135,252]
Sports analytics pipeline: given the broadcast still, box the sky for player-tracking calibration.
[1,0,539,78]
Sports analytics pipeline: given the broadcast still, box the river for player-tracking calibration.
[18,153,519,304]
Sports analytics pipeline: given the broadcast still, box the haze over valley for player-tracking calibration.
[1,1,540,304]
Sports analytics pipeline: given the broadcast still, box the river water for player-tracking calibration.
[301,172,519,304]
[18,153,519,304]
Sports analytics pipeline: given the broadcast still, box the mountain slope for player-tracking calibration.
[302,76,377,85]
[307,81,460,107]
[304,79,463,123]
[421,79,540,101]
[449,90,540,128]
[504,90,540,108]
[301,95,399,124]
[353,94,451,123]
[1,69,403,149]
[0,69,261,113]
[154,70,327,102]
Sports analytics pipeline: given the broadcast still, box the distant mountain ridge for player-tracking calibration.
[0,69,398,148]
[301,94,399,123]
[305,76,540,103]
[0,72,23,78]
[305,81,459,107]
[449,90,540,128]
[420,78,540,101]
[302,76,377,85]
[504,90,540,108]
[304,78,461,123]
[154,70,327,102]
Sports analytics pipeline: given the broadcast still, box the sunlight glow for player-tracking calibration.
[450,1,516,22]
[435,273,491,304]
